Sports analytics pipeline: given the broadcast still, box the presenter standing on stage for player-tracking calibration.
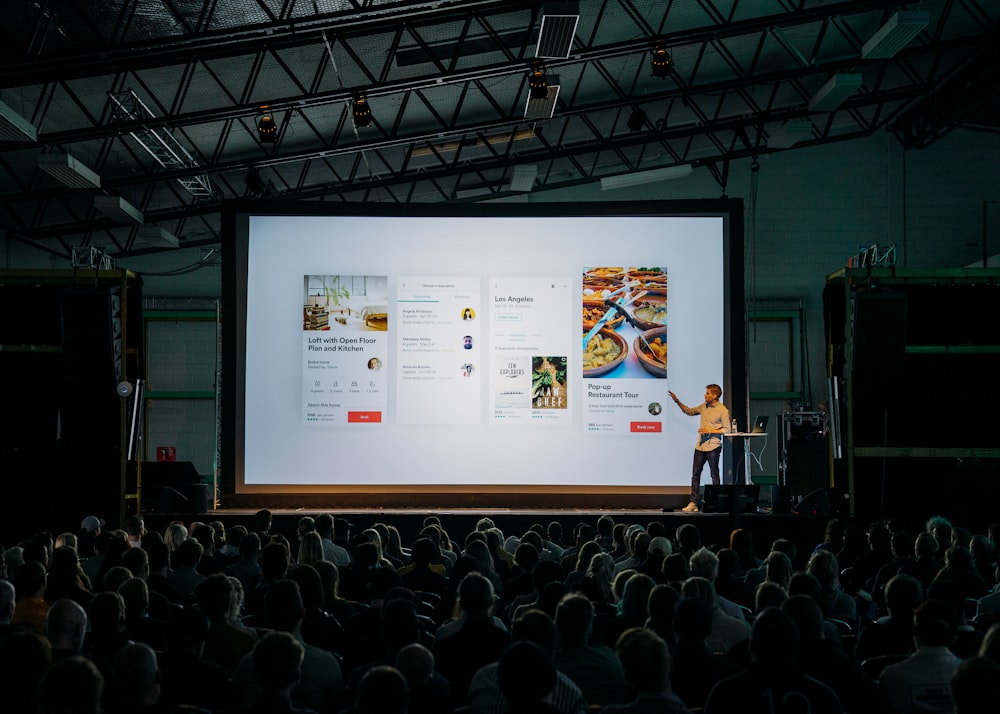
[669,384,731,513]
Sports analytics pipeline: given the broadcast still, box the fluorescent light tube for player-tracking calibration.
[536,1,579,59]
[600,164,693,191]
[137,226,179,248]
[861,11,929,60]
[808,74,863,112]
[93,195,144,225]
[509,165,538,192]
[38,153,102,189]
[0,100,39,143]
[768,120,814,149]
[524,80,560,119]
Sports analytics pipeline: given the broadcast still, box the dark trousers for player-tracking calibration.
[690,447,721,504]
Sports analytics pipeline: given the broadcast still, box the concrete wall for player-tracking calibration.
[4,128,999,481]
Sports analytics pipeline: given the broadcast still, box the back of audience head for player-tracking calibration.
[674,597,713,642]
[781,594,825,641]
[497,641,557,711]
[354,665,409,714]
[15,559,47,600]
[764,550,792,590]
[0,630,52,713]
[755,581,788,612]
[261,540,291,579]
[913,597,958,648]
[787,570,822,601]
[555,593,594,648]
[395,642,435,687]
[255,630,305,693]
[749,607,799,672]
[952,656,1000,714]
[616,627,671,694]
[39,656,104,714]
[112,641,160,707]
[689,547,719,581]
[264,578,305,631]
[680,575,717,608]
[0,577,15,622]
[885,573,923,615]
[195,572,233,619]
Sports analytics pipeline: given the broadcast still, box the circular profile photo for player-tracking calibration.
[367,357,382,371]
[461,307,475,321]
[462,363,475,377]
[648,402,662,416]
[463,335,473,350]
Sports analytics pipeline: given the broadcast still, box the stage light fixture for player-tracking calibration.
[861,10,929,60]
[353,96,373,128]
[651,48,672,78]
[600,164,692,191]
[256,107,277,143]
[528,69,550,100]
[626,108,647,132]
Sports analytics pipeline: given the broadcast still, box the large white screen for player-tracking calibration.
[229,206,737,494]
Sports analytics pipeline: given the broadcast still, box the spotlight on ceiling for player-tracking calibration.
[626,108,647,132]
[528,69,550,100]
[353,96,373,128]
[651,48,672,79]
[256,107,277,144]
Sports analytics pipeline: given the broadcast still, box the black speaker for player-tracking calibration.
[770,485,792,515]
[703,484,760,513]
[794,488,832,517]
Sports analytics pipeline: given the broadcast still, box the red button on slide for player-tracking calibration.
[630,421,662,433]
[347,411,382,423]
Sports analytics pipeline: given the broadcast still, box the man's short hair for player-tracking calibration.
[254,631,304,690]
[616,627,670,692]
[355,666,409,714]
[554,593,594,648]
[39,656,104,714]
[706,384,722,398]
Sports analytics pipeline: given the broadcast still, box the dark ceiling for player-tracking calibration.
[1,0,997,260]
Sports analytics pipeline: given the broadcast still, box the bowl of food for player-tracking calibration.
[626,268,668,295]
[634,326,667,378]
[631,297,668,331]
[583,302,625,330]
[582,327,628,377]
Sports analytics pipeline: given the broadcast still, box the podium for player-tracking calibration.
[725,432,768,485]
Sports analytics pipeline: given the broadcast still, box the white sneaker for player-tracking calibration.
[681,501,699,513]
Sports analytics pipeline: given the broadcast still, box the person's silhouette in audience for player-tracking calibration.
[353,665,409,714]
[781,594,877,714]
[0,630,51,714]
[553,593,627,706]
[601,627,691,714]
[222,630,315,714]
[434,572,511,706]
[878,597,961,714]
[196,572,256,677]
[704,607,843,714]
[394,642,453,714]
[39,656,104,714]
[231,579,345,714]
[951,656,1000,714]
[467,608,586,714]
[156,607,230,712]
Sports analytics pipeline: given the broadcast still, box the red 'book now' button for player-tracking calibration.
[630,421,662,433]
[347,411,382,423]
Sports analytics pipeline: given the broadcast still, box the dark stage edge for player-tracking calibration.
[143,507,830,554]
